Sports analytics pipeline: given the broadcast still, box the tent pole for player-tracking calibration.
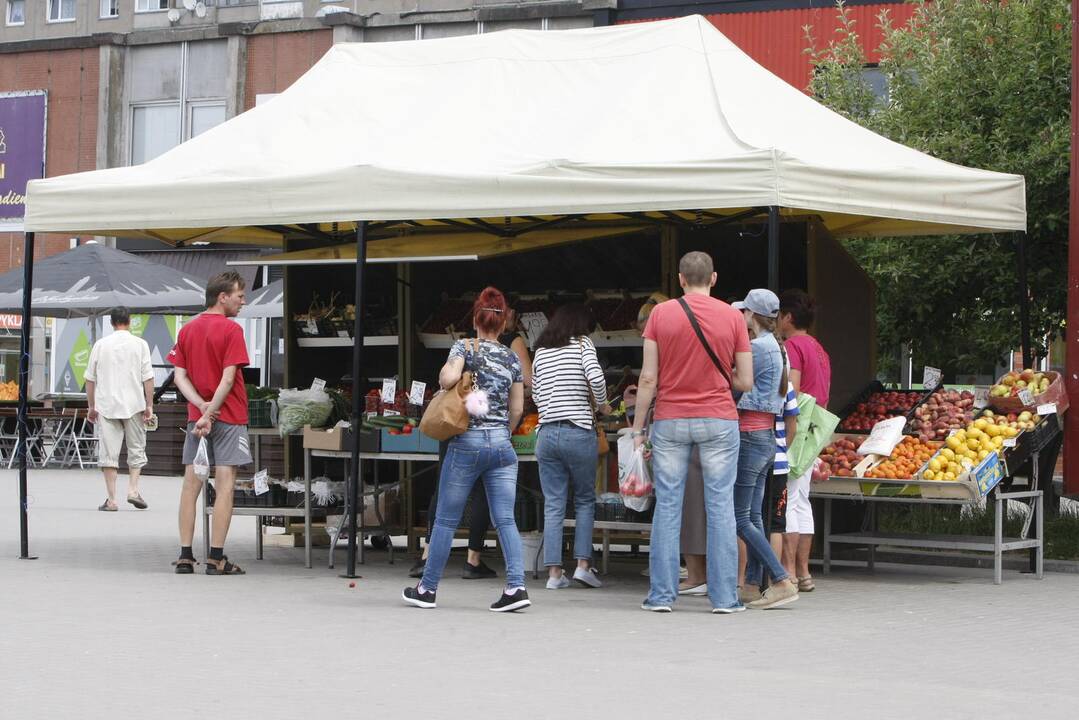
[18,232,37,560]
[1016,232,1033,369]
[1066,0,1079,497]
[767,206,780,291]
[344,221,368,579]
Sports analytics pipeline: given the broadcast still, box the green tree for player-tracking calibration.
[805,0,1070,377]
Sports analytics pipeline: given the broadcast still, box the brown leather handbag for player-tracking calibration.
[419,339,477,441]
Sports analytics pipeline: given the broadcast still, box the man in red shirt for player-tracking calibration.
[630,252,753,613]
[167,271,251,575]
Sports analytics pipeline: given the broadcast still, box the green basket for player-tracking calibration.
[249,398,275,428]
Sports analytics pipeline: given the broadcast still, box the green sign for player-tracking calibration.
[69,330,91,389]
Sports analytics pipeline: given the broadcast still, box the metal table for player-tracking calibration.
[815,486,1043,585]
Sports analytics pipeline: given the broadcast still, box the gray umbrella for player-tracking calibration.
[0,242,206,317]
[240,278,282,319]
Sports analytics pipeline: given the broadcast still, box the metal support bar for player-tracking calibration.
[344,221,368,578]
[17,232,36,560]
[1016,232,1033,368]
[767,206,780,292]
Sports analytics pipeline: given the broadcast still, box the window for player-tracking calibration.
[47,0,75,22]
[189,103,226,139]
[131,104,181,164]
[128,41,229,165]
[6,0,24,25]
[101,0,119,18]
[135,0,169,12]
[861,66,889,105]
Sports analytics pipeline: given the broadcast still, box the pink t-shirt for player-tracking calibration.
[642,295,751,421]
[786,333,831,409]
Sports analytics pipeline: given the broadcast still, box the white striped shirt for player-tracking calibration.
[532,336,608,430]
[773,383,799,475]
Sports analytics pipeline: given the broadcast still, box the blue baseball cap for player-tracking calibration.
[732,289,780,318]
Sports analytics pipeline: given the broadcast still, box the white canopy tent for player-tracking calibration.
[24,14,1024,242]
[16,15,1027,570]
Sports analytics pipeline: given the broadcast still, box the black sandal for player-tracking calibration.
[172,558,198,574]
[205,556,245,575]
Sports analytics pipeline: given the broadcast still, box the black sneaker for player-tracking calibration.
[462,559,497,579]
[402,585,436,609]
[408,558,426,579]
[489,588,531,612]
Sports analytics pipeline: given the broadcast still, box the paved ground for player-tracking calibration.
[2,470,1078,720]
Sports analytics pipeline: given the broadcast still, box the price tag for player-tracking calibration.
[520,312,548,349]
[383,409,401,417]
[253,470,269,496]
[1037,402,1057,416]
[922,366,942,389]
[381,378,397,405]
[310,377,326,393]
[305,319,318,335]
[409,380,427,406]
[974,386,990,408]
[1003,438,1017,448]
[1018,389,1035,406]
[336,330,350,338]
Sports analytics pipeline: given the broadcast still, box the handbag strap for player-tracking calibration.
[677,297,735,393]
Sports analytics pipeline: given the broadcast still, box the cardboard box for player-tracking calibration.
[303,424,354,451]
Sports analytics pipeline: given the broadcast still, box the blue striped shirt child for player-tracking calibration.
[774,383,799,475]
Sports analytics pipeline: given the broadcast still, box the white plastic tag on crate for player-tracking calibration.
[922,366,942,389]
[336,330,350,338]
[1003,438,1017,448]
[381,378,397,405]
[409,380,426,405]
[305,319,318,335]
[383,410,401,417]
[311,377,326,393]
[1018,389,1035,406]
[1037,402,1057,416]
[974,386,990,408]
[253,470,269,496]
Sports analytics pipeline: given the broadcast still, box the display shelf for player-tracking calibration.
[296,336,399,348]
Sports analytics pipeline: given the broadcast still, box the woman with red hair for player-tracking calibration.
[403,287,530,612]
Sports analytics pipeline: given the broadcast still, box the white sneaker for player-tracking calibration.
[573,567,603,588]
[678,583,708,596]
[546,574,571,590]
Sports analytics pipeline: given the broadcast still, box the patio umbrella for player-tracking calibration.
[240,278,282,319]
[0,242,207,317]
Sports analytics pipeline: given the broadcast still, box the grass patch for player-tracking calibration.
[876,503,1079,561]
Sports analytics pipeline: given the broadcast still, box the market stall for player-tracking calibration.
[809,370,1065,583]
[21,16,1027,576]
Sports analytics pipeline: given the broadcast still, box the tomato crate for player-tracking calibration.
[511,429,538,454]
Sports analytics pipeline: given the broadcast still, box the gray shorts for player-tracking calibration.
[182,421,252,468]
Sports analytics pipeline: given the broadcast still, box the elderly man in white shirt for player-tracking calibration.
[85,307,156,511]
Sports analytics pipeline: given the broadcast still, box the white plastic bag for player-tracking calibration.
[619,445,654,512]
[276,387,333,436]
[193,437,210,480]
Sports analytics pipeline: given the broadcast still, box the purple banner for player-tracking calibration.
[0,91,47,222]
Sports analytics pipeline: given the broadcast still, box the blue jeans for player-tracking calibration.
[536,422,597,567]
[421,428,524,592]
[646,418,740,610]
[736,429,788,586]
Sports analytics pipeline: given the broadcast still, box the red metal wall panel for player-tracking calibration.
[621,4,917,92]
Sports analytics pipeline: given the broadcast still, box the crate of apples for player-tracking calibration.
[817,437,862,477]
[864,436,941,480]
[839,391,922,432]
[981,409,1039,433]
[907,389,976,441]
[990,369,1050,399]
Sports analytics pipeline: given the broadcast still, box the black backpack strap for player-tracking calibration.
[677,297,735,391]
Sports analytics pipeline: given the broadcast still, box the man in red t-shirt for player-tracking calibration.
[167,271,251,575]
[630,252,753,613]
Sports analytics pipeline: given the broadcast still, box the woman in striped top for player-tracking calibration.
[532,304,611,589]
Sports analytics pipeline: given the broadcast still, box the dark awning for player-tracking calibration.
[132,248,261,291]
